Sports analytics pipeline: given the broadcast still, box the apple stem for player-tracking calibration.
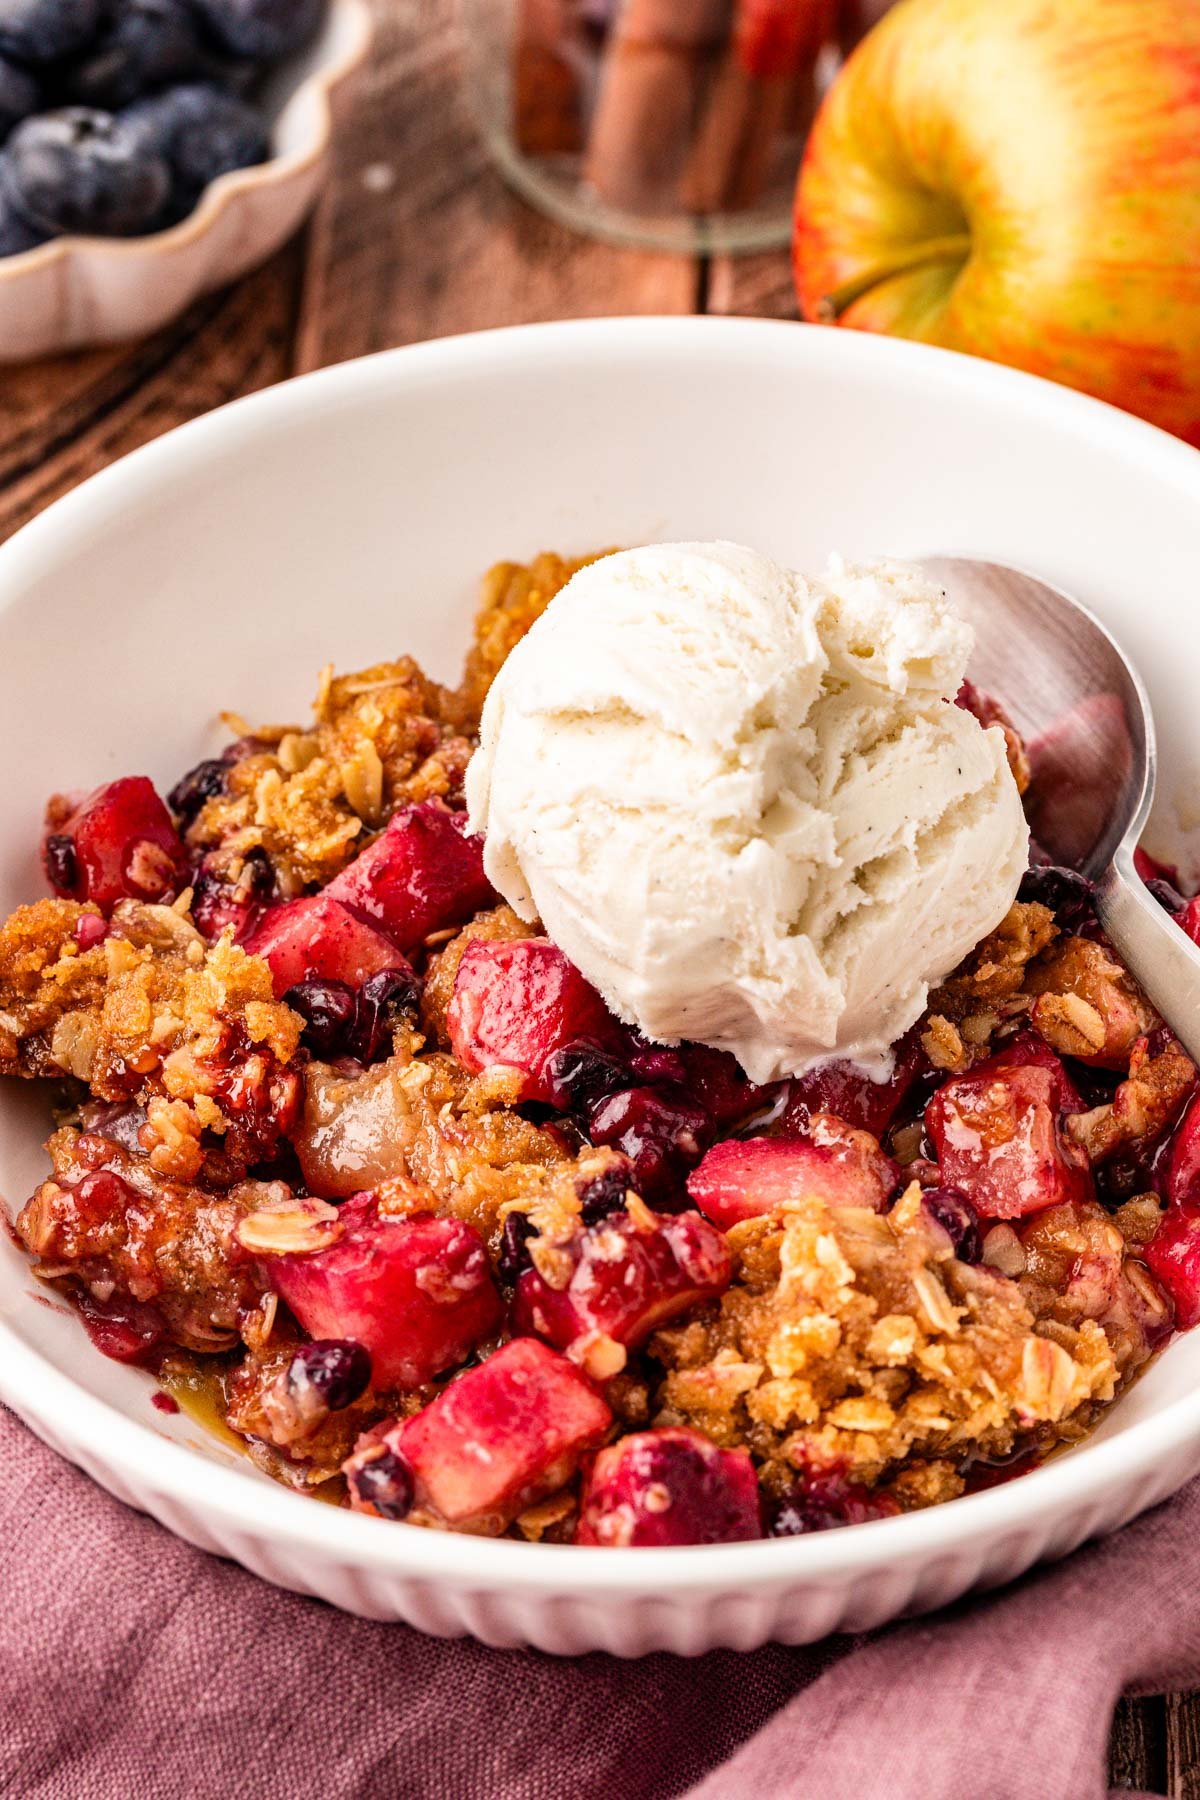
[815,235,972,323]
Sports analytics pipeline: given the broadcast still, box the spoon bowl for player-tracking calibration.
[922,555,1200,1063]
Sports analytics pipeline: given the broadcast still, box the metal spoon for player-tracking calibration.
[919,556,1200,1065]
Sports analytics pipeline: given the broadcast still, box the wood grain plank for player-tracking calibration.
[1166,1693,1200,1798]
[294,0,697,370]
[1108,1696,1167,1794]
[0,236,304,546]
[706,245,798,322]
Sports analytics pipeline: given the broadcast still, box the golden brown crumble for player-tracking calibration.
[1067,1033,1196,1162]
[650,1184,1118,1505]
[0,896,301,1163]
[1026,936,1158,1066]
[927,901,1058,1047]
[186,656,471,892]
[454,551,604,727]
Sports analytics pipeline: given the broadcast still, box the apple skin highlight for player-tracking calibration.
[793,0,1200,446]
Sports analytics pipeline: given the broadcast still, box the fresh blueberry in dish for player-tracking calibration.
[3,107,170,236]
[60,0,208,110]
[122,81,267,210]
[189,0,324,61]
[0,0,103,65]
[0,53,38,141]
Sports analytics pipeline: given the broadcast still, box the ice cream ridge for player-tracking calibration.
[465,542,1029,1084]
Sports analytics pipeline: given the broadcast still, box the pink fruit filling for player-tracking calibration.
[43,776,186,910]
[345,1337,612,1534]
[575,1428,761,1546]
[263,1196,502,1390]
[325,801,494,951]
[513,1206,731,1375]
[924,1035,1091,1220]
[687,1117,899,1229]
[449,936,626,1104]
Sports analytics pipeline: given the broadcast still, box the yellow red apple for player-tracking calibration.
[793,0,1200,444]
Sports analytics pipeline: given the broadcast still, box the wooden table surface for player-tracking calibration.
[0,0,1195,1788]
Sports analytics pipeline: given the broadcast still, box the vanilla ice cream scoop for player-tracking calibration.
[465,542,1028,1083]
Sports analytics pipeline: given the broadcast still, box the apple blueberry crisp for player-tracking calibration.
[5,548,1200,1547]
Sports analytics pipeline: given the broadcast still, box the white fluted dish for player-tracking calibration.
[1,319,1200,1652]
[0,0,371,360]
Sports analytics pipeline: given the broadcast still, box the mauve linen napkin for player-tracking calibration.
[1,1399,1193,1800]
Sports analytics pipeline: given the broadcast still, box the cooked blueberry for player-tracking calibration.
[497,1211,535,1283]
[168,756,228,824]
[61,1,207,109]
[1146,876,1186,916]
[349,1448,414,1521]
[189,0,324,61]
[351,967,420,1065]
[4,108,169,236]
[122,81,267,205]
[575,1161,633,1227]
[287,1339,371,1412]
[0,0,102,64]
[543,1042,628,1109]
[0,54,37,141]
[1017,864,1094,931]
[919,1185,982,1263]
[284,978,357,1058]
[42,830,78,893]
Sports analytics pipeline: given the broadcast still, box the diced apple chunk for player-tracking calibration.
[324,801,493,951]
[263,1195,501,1389]
[346,1338,612,1534]
[42,776,186,910]
[448,936,625,1105]
[687,1118,898,1229]
[244,895,408,998]
[924,1036,1091,1220]
[513,1207,731,1375]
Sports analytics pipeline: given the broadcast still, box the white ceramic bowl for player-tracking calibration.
[2,318,1200,1654]
[0,0,371,361]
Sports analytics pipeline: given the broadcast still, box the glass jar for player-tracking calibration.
[459,0,890,254]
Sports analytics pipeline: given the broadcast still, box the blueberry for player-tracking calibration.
[190,0,324,62]
[1017,863,1094,931]
[0,53,37,141]
[1146,876,1186,916]
[351,967,420,1065]
[42,830,78,892]
[543,1042,628,1109]
[168,755,228,824]
[61,0,208,110]
[497,1211,535,1283]
[122,80,267,207]
[284,977,358,1059]
[287,1339,372,1412]
[0,178,45,252]
[919,1185,982,1263]
[349,1448,414,1522]
[4,108,170,236]
[0,0,102,64]
[575,1161,633,1227]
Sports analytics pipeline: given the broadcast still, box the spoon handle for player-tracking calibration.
[1095,848,1200,1067]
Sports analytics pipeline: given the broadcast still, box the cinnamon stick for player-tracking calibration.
[683,0,833,213]
[584,0,733,211]
[513,0,588,157]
